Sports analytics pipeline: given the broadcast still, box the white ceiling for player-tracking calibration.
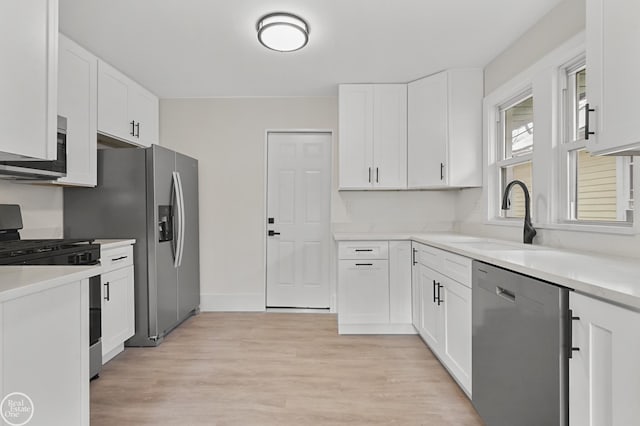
[59,0,564,98]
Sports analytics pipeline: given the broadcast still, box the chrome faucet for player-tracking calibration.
[502,180,537,244]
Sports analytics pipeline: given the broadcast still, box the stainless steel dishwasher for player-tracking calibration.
[472,261,569,426]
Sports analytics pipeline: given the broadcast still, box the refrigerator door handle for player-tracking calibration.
[175,171,186,268]
[171,172,182,268]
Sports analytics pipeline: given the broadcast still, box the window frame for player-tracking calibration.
[558,56,634,228]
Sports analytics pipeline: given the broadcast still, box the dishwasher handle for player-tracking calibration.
[496,286,516,302]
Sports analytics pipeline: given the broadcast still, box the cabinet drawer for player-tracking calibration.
[441,251,472,288]
[417,243,443,270]
[101,245,133,271]
[338,241,389,260]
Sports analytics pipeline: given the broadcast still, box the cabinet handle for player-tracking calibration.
[354,249,373,252]
[368,167,372,183]
[433,279,437,303]
[376,167,379,183]
[112,256,128,262]
[104,282,110,301]
[584,103,596,140]
[440,163,444,181]
[568,309,581,359]
[267,230,281,236]
[135,122,140,138]
[412,248,417,265]
[355,263,373,267]
[130,120,136,136]
[437,283,443,306]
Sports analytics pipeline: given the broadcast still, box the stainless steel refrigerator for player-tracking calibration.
[64,145,200,347]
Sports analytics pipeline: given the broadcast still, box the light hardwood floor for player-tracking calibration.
[91,313,483,426]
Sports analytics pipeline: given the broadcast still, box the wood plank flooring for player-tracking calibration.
[90,313,483,425]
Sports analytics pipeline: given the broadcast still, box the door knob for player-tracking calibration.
[268,230,280,236]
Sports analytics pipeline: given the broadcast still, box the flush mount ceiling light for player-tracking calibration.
[257,12,309,52]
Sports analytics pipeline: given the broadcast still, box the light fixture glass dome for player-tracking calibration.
[257,13,309,52]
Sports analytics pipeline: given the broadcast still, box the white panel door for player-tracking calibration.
[419,264,442,352]
[373,85,407,189]
[408,72,449,188]
[441,277,472,394]
[569,292,640,426]
[97,60,132,142]
[338,260,389,323]
[388,240,412,324]
[57,34,97,186]
[130,84,159,147]
[338,84,374,189]
[266,133,332,308]
[101,266,135,359]
[0,0,57,160]
[411,244,422,332]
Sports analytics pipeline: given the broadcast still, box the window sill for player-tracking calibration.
[540,222,637,236]
[485,219,637,235]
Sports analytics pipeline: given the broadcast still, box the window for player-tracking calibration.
[497,94,534,219]
[560,60,634,224]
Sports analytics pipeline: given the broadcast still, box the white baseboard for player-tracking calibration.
[102,343,124,365]
[338,323,417,335]
[200,293,266,312]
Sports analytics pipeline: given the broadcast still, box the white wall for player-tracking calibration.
[0,181,63,238]
[160,97,457,311]
[456,0,640,259]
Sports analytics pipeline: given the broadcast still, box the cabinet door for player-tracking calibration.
[101,265,135,358]
[373,85,407,189]
[569,293,640,426]
[0,0,57,160]
[389,241,412,324]
[411,245,421,332]
[338,259,389,324]
[441,277,472,394]
[130,84,159,147]
[586,0,640,155]
[407,72,448,188]
[57,34,97,187]
[419,264,442,352]
[98,60,133,143]
[338,84,374,189]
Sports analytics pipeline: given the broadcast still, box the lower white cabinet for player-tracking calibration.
[0,278,89,425]
[101,244,135,364]
[569,292,640,426]
[337,240,414,334]
[412,242,472,395]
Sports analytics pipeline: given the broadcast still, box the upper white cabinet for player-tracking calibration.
[569,292,640,426]
[407,69,483,188]
[585,0,640,155]
[339,84,407,190]
[98,60,159,147]
[56,34,97,187]
[0,0,58,160]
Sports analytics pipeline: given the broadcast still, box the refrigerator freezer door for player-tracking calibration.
[148,145,179,338]
[176,153,200,320]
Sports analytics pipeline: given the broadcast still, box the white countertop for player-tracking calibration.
[334,232,640,310]
[94,239,136,250]
[0,265,102,303]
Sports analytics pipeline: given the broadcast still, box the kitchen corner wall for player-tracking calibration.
[160,97,457,312]
[456,0,640,260]
[0,181,63,238]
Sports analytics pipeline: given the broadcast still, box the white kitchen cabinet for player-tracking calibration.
[412,241,472,395]
[411,244,421,331]
[338,84,407,190]
[569,292,640,426]
[56,34,97,186]
[407,69,483,188]
[0,278,89,425]
[585,0,640,155]
[337,240,414,334]
[98,60,159,147]
[338,259,389,325]
[101,244,135,364]
[0,0,58,160]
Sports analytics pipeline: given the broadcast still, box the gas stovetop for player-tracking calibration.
[0,238,100,265]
